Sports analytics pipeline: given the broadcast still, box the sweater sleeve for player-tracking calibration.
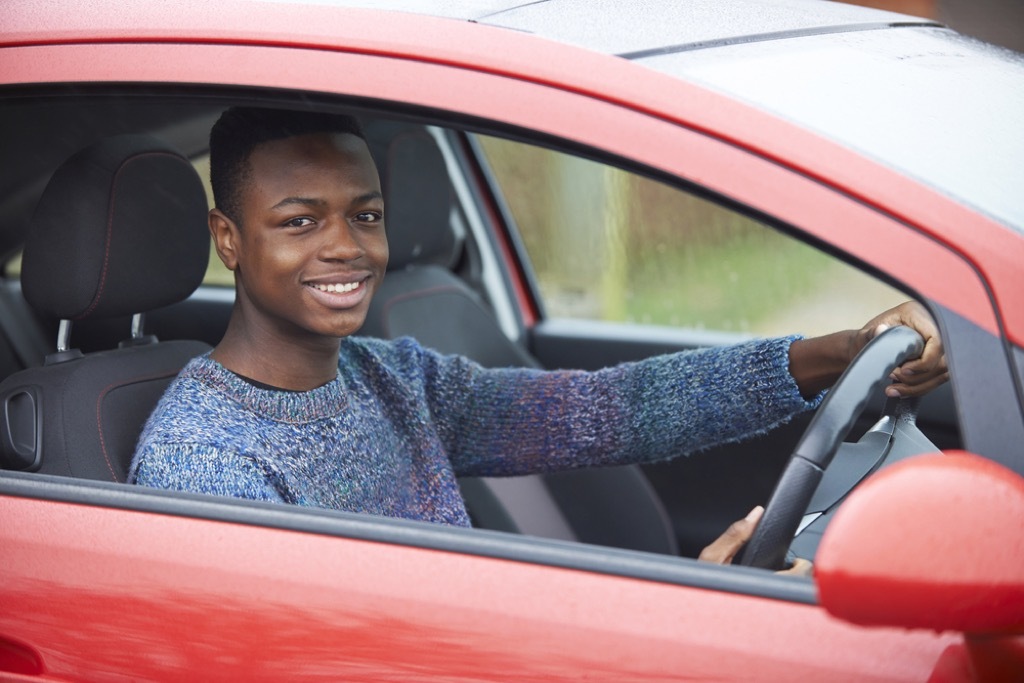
[131,443,286,504]
[403,336,820,478]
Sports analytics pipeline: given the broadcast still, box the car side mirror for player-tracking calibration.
[815,451,1024,679]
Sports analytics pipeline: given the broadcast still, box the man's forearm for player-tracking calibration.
[787,330,861,399]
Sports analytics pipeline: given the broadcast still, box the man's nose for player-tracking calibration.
[318,219,363,261]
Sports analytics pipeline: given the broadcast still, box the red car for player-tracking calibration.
[1,1,1022,680]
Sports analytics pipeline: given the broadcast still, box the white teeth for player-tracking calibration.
[313,282,360,293]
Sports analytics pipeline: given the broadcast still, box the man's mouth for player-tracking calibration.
[310,281,362,294]
[303,276,372,309]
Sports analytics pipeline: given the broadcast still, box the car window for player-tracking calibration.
[191,153,235,287]
[476,135,906,337]
[0,87,960,564]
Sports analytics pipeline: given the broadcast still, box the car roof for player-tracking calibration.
[280,0,934,56]
[483,0,934,57]
[314,0,1023,235]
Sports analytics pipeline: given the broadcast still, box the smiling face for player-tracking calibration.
[211,132,388,349]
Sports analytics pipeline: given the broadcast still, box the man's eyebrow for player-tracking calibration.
[354,190,384,204]
[270,191,383,211]
[271,196,327,211]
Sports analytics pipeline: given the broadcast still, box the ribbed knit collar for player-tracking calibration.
[182,353,347,424]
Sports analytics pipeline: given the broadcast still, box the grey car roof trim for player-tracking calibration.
[474,0,548,22]
[618,20,942,60]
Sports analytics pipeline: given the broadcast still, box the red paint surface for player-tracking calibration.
[817,452,1024,634]
[0,494,958,681]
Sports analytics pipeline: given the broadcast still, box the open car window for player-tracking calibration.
[0,86,962,585]
[476,134,907,338]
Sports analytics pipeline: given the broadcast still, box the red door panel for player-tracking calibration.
[0,493,958,681]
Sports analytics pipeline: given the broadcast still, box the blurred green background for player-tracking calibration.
[477,135,905,337]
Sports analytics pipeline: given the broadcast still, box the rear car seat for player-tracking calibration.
[0,134,211,480]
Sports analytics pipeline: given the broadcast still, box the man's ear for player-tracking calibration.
[209,208,240,271]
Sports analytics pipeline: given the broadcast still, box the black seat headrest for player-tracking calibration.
[370,127,459,271]
[22,134,210,321]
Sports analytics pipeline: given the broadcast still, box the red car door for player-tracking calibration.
[2,4,1022,680]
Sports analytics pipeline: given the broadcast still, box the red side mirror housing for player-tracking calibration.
[816,451,1024,635]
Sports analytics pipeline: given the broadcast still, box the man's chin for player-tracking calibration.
[318,314,369,340]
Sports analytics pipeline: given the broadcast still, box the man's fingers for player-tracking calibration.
[887,348,948,397]
[898,336,945,375]
[698,506,763,565]
[779,558,814,577]
[890,356,947,386]
[886,372,950,398]
[883,315,946,398]
[697,509,814,578]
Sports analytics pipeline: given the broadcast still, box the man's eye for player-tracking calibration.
[284,217,315,228]
[355,212,383,224]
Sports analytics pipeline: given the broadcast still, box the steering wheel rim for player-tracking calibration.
[736,325,925,570]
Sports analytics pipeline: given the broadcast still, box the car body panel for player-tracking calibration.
[0,484,960,682]
[2,1,1024,680]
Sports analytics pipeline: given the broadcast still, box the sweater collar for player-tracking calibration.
[183,353,347,423]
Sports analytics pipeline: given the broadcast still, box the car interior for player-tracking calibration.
[0,88,963,560]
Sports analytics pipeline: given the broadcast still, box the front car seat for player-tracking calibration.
[0,134,212,481]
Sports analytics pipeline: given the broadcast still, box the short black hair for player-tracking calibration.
[209,106,366,224]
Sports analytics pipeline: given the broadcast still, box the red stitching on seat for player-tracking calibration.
[95,368,181,481]
[75,151,188,320]
[378,284,464,337]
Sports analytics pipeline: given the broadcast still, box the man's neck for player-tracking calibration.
[212,317,341,391]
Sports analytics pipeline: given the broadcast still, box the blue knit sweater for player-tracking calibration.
[129,335,818,526]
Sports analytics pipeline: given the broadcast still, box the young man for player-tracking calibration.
[129,107,947,567]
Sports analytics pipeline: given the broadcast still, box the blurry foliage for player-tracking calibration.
[477,135,905,336]
[191,155,236,287]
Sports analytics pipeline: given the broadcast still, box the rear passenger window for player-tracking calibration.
[4,155,233,289]
[476,136,905,337]
[191,154,235,287]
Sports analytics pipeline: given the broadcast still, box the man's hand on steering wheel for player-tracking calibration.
[787,301,948,399]
[854,301,948,398]
[698,506,813,577]
[701,301,947,574]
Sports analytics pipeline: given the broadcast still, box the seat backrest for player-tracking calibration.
[362,125,679,555]
[0,135,212,481]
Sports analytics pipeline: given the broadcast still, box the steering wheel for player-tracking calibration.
[736,325,925,570]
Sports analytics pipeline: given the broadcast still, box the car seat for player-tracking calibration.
[0,135,212,481]
[361,124,679,555]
